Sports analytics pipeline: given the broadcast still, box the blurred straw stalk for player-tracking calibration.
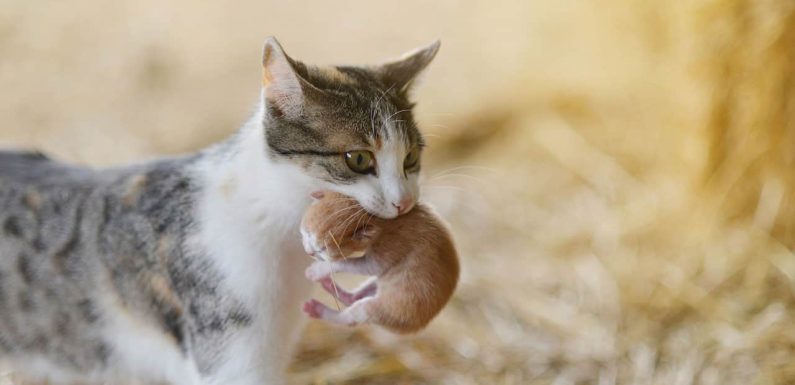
[292,1,795,383]
[700,0,795,246]
[1,0,795,384]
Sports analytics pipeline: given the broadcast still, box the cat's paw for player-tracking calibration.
[305,261,332,281]
[302,299,328,319]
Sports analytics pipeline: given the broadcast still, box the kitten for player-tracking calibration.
[0,36,439,385]
[299,191,459,334]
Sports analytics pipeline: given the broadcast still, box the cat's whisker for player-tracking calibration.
[352,208,369,238]
[421,111,455,117]
[324,204,361,224]
[420,185,469,194]
[422,133,443,138]
[341,208,367,232]
[339,208,366,238]
[429,165,498,176]
[371,84,397,136]
[385,109,412,124]
[325,231,344,312]
[426,173,490,188]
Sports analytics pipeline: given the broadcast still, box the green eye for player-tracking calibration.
[404,147,420,169]
[344,150,375,174]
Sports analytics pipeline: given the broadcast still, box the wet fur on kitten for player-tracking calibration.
[300,191,459,334]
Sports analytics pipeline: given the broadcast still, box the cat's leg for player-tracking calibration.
[317,276,377,306]
[204,251,312,385]
[302,297,374,326]
[305,256,381,281]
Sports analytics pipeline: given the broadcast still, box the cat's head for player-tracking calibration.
[260,37,439,219]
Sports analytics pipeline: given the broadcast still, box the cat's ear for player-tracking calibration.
[376,40,440,94]
[261,36,324,119]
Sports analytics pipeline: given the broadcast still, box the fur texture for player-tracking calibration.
[0,36,439,385]
[300,191,459,334]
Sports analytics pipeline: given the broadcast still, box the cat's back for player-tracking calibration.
[0,150,98,189]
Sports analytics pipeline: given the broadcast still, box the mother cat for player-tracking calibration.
[0,37,438,385]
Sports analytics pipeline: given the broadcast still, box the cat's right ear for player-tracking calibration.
[261,37,323,120]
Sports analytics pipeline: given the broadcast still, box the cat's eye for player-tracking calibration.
[344,150,375,174]
[404,147,420,169]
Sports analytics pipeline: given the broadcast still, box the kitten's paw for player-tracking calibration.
[305,261,331,281]
[302,299,326,319]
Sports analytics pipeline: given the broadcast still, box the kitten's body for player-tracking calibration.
[300,191,459,334]
[0,36,439,384]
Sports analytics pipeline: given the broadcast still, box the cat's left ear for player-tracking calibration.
[261,36,327,119]
[376,40,440,94]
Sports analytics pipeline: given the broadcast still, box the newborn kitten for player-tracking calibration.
[300,191,459,334]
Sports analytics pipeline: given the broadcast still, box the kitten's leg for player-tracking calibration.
[318,276,377,306]
[305,256,381,281]
[303,297,374,326]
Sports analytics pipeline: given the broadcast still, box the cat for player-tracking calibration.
[0,36,439,385]
[299,191,459,334]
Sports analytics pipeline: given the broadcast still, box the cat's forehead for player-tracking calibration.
[303,65,420,147]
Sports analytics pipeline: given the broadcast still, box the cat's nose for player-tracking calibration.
[392,198,415,215]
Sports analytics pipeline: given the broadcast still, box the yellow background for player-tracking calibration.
[1,1,794,384]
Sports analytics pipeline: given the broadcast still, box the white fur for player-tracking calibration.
[188,106,317,385]
[100,93,418,385]
[104,302,203,385]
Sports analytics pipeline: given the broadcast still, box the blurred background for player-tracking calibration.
[2,0,795,384]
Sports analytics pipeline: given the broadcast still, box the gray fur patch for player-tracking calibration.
[0,151,251,374]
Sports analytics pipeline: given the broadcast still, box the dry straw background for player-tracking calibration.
[1,0,795,384]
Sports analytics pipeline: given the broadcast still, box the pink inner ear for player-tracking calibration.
[311,191,325,199]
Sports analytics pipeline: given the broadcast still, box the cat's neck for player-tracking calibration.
[193,107,314,241]
[188,107,314,303]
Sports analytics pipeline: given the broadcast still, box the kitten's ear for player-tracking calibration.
[376,40,440,94]
[310,191,325,200]
[262,37,322,119]
[353,226,379,240]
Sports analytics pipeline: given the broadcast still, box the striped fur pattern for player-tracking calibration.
[0,36,438,385]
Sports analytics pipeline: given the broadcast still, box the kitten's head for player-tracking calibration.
[300,191,380,261]
[260,36,439,218]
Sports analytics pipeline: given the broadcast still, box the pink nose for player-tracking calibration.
[392,198,414,215]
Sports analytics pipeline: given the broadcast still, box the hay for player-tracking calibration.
[0,0,794,384]
[699,0,795,247]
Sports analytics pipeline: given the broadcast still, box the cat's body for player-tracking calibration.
[0,151,205,384]
[0,36,439,385]
[0,122,314,385]
[300,191,459,334]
